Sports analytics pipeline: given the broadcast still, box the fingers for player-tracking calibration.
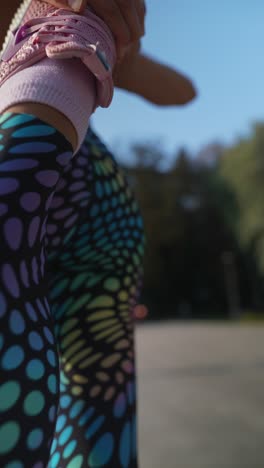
[44,0,146,62]
[116,0,143,41]
[89,0,130,59]
[113,39,141,85]
[134,0,146,34]
[44,0,86,12]
[88,0,145,61]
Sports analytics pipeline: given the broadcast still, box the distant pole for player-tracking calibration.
[221,251,241,318]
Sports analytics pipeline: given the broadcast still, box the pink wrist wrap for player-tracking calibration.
[0,58,96,151]
[0,1,117,151]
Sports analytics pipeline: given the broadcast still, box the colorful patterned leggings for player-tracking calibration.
[0,112,145,468]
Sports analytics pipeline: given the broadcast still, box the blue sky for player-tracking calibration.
[93,0,264,164]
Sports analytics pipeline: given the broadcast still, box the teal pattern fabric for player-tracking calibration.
[0,113,145,468]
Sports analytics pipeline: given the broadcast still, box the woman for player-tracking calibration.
[0,2,196,467]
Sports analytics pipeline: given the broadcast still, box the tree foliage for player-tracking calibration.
[121,124,264,319]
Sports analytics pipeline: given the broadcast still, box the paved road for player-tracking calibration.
[136,322,264,468]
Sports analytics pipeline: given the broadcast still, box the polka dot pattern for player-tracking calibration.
[0,113,70,467]
[23,391,45,416]
[88,433,114,467]
[47,129,144,466]
[27,428,44,450]
[119,422,131,468]
[26,359,45,380]
[0,421,20,455]
[0,115,143,467]
[9,310,25,335]
[2,345,24,370]
[5,461,24,468]
[0,382,21,412]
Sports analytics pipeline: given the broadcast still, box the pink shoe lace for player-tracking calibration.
[0,0,116,108]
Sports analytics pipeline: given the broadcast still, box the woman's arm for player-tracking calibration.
[1,2,196,110]
[115,52,197,106]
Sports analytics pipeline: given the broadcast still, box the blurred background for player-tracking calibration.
[93,1,264,467]
[94,0,264,321]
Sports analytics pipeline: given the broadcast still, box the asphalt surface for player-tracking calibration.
[136,322,264,468]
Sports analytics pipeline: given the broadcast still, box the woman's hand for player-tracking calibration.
[115,47,197,106]
[113,40,141,86]
[44,0,146,62]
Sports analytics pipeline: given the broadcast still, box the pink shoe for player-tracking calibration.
[0,0,116,108]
